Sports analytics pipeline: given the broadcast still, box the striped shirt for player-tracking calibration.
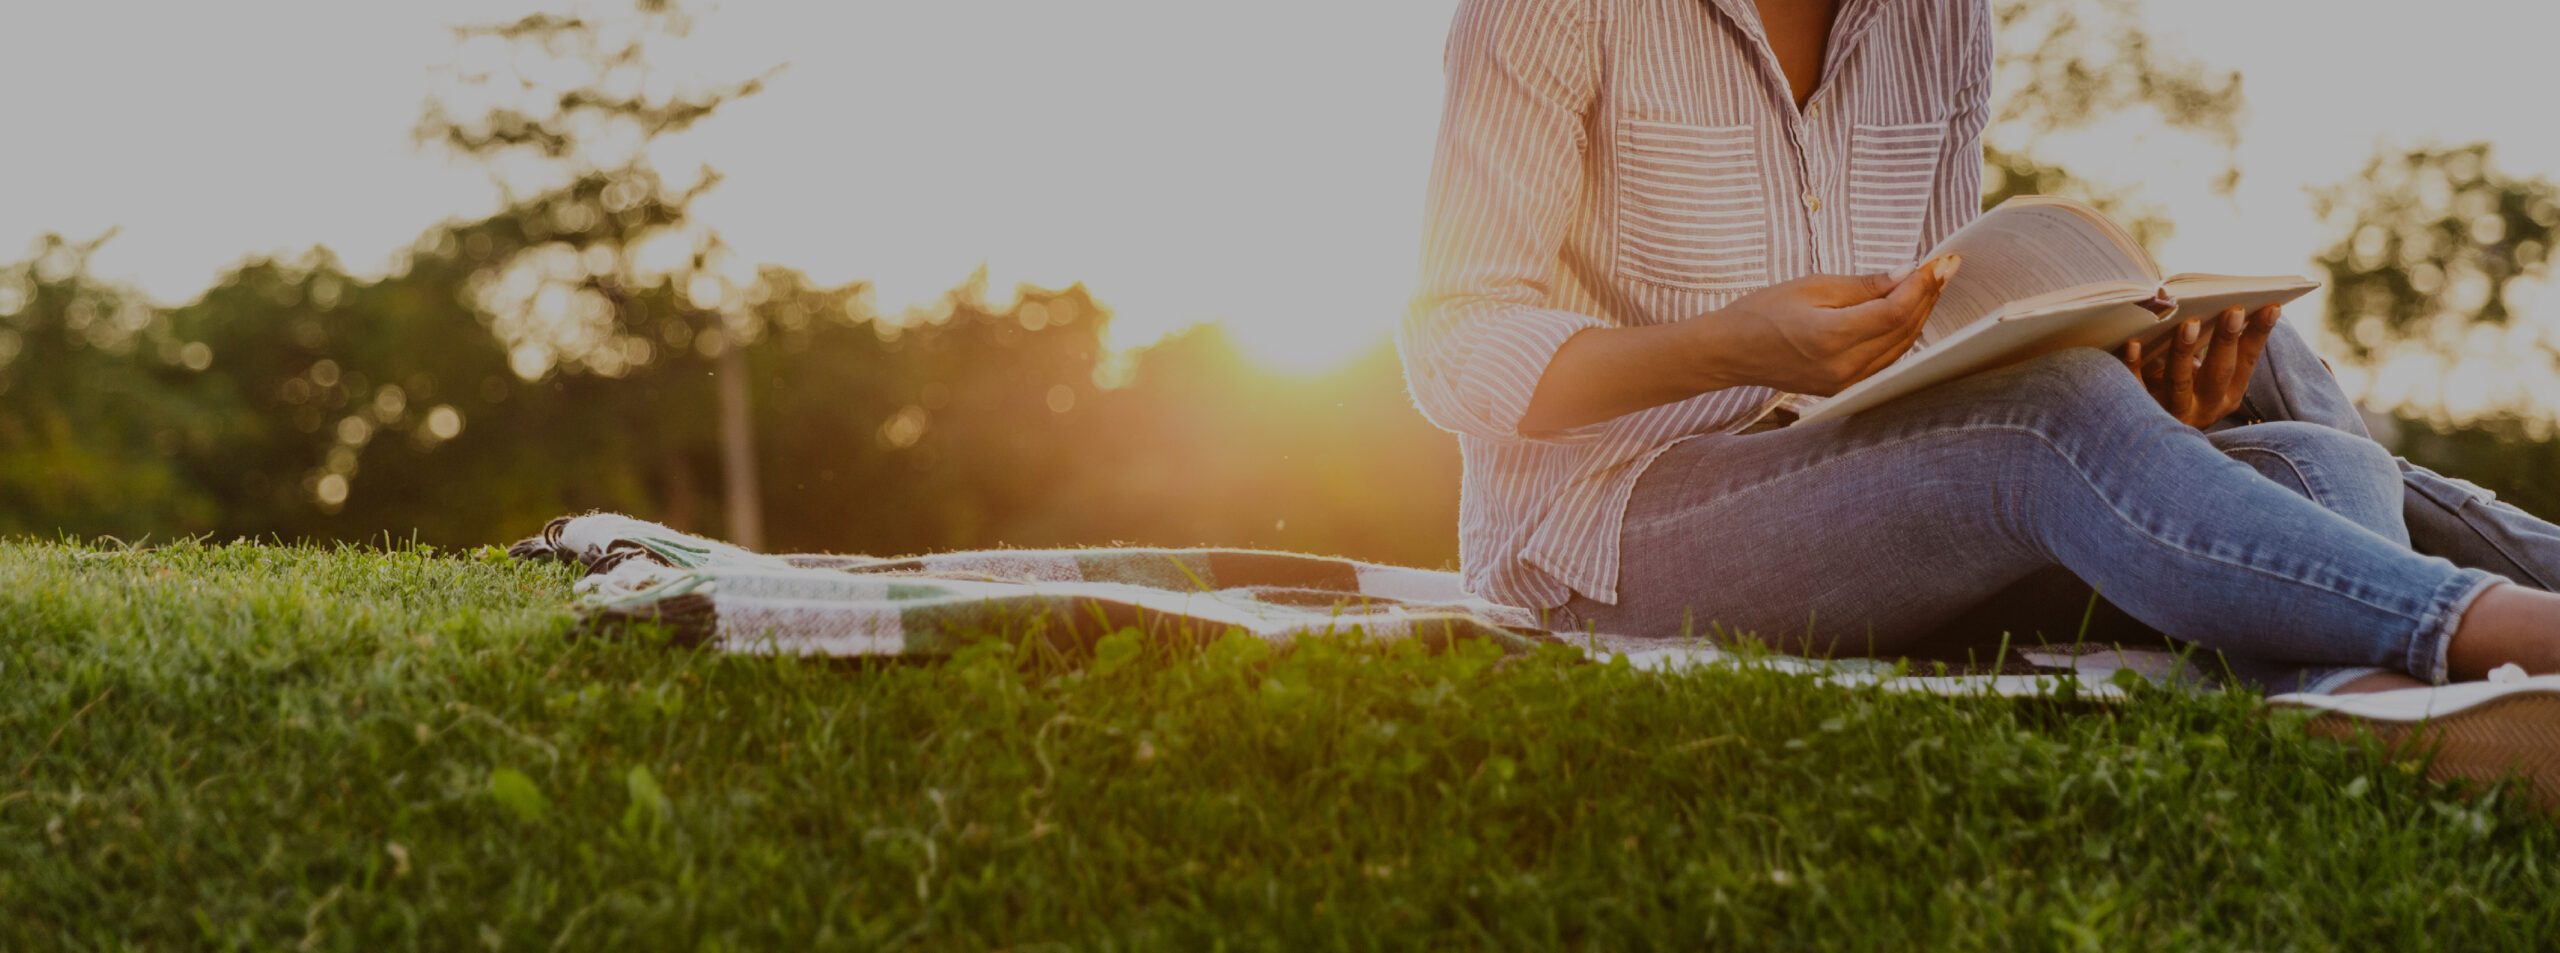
[1398,0,1993,610]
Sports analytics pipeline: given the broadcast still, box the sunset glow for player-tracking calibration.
[13,0,2560,382]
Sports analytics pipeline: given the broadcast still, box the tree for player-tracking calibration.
[0,234,234,538]
[2310,144,2560,425]
[165,237,664,545]
[1982,0,2245,246]
[1,0,2311,562]
[416,0,776,544]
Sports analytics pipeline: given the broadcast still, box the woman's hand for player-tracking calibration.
[1695,255,1961,396]
[2116,304,2280,428]
[1514,256,1957,436]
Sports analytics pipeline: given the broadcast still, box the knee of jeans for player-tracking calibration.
[2008,348,2166,431]
[2213,421,2402,516]
[2262,318,2320,363]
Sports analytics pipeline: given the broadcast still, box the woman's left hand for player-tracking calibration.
[2117,304,2280,429]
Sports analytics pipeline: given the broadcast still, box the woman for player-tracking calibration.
[1400,0,2560,798]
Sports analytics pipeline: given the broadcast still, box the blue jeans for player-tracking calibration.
[1956,322,2560,691]
[2241,322,2560,593]
[1556,347,2506,693]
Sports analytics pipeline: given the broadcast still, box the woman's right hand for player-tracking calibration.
[1688,255,1960,397]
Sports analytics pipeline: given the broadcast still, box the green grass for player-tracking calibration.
[6,539,2560,950]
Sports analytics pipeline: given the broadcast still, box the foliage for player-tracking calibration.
[0,235,234,539]
[0,225,1462,564]
[2386,412,2560,522]
[2315,145,2560,360]
[2310,144,2560,427]
[6,539,2560,949]
[3,0,2553,562]
[415,1,773,378]
[1989,0,2241,146]
[1984,0,2248,247]
[417,3,762,172]
[1980,144,2173,250]
[160,238,670,543]
[420,0,794,546]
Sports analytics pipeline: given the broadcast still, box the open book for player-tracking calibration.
[1793,196,2319,424]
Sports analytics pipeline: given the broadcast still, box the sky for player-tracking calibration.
[9,0,2560,387]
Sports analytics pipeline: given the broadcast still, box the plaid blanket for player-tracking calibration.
[510,513,2207,699]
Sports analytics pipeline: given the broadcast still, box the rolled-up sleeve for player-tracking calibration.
[1914,0,1993,253]
[1397,0,1609,445]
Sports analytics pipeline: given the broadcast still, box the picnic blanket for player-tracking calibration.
[509,513,2210,699]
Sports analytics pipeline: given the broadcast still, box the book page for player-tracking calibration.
[2153,274,2319,333]
[1799,297,2163,424]
[1798,198,2324,424]
[2159,274,2320,310]
[1914,200,2159,347]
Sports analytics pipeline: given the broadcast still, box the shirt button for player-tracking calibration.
[1806,103,1823,120]
[1802,192,1822,213]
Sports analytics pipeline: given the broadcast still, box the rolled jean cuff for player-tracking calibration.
[2406,568,2507,684]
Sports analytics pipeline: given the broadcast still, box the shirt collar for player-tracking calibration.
[1699,0,1902,108]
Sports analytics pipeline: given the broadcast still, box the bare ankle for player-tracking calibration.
[2444,582,2560,680]
[2325,671,2428,695]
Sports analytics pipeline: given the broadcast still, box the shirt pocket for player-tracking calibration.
[1612,119,1767,292]
[1846,122,1948,273]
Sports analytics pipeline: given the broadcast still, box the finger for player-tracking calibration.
[2213,305,2281,418]
[2132,324,2178,374]
[2231,304,2279,373]
[1844,290,1937,379]
[1839,261,1962,382]
[1848,262,1954,372]
[1797,266,1914,306]
[1832,275,1930,340]
[2138,292,2178,318]
[1886,260,1953,345]
[1849,297,1937,380]
[1837,255,1958,335]
[1842,335,1910,385]
[2169,318,2203,368]
[2199,307,2246,404]
[2167,320,2201,420]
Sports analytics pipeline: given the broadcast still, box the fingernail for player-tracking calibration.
[2222,308,2245,335]
[1933,255,1962,281]
[2180,321,2199,344]
[1888,261,1918,281]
